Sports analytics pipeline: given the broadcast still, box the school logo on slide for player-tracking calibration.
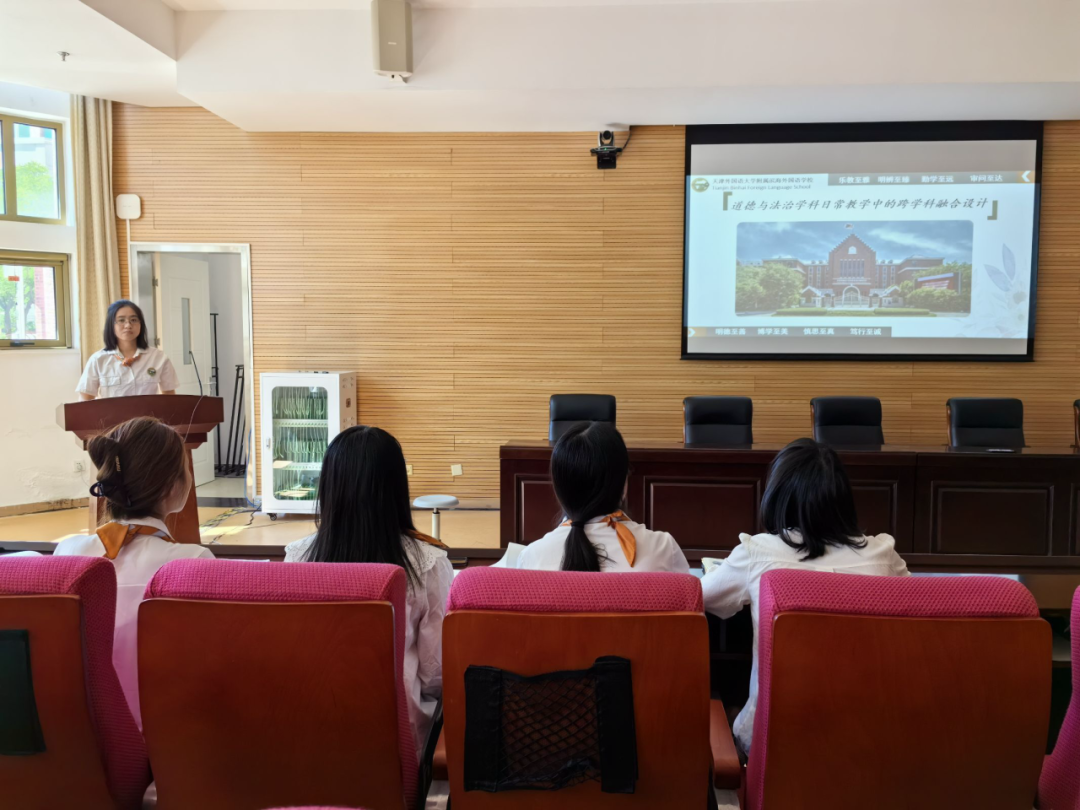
[691,178,710,192]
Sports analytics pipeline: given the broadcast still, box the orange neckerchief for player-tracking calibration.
[408,529,450,551]
[96,522,176,560]
[561,510,636,567]
[117,350,139,368]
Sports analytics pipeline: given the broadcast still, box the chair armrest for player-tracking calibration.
[710,698,742,790]
[432,725,448,782]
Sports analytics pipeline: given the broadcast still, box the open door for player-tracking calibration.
[155,254,215,487]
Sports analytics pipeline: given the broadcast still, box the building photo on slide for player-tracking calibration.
[734,220,973,317]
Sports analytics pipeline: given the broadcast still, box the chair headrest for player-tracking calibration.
[549,394,617,423]
[0,554,115,600]
[448,567,702,614]
[683,396,753,426]
[811,396,882,426]
[948,397,1024,429]
[145,558,406,607]
[759,569,1039,621]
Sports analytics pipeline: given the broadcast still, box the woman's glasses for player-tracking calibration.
[116,317,141,326]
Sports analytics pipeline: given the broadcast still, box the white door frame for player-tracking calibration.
[129,242,255,503]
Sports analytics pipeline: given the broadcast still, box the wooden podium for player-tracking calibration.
[57,395,225,543]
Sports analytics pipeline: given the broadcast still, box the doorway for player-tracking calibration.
[128,243,254,506]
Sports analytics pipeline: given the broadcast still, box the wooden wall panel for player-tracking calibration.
[112,107,1080,501]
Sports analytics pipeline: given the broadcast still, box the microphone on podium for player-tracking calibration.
[190,351,204,396]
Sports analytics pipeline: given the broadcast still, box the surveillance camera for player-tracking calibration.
[591,128,627,169]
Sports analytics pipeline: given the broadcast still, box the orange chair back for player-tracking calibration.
[138,560,416,810]
[0,595,116,810]
[0,556,149,810]
[442,568,711,810]
[747,571,1052,810]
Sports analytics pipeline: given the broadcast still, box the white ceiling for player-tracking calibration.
[0,0,1077,129]
[158,0,833,9]
[0,0,188,107]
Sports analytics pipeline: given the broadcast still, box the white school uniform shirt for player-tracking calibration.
[76,347,179,398]
[53,517,215,728]
[701,531,911,754]
[516,516,691,574]
[284,533,454,761]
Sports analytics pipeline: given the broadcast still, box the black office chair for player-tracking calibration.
[947,398,1025,448]
[810,396,884,446]
[683,396,753,446]
[548,394,616,441]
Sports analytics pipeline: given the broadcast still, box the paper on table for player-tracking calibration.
[491,543,526,568]
[701,557,723,575]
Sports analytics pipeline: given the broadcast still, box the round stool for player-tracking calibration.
[412,494,459,540]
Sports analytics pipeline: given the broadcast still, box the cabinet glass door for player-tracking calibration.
[270,385,329,502]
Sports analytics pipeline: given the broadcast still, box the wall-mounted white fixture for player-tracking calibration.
[116,194,141,221]
[116,194,141,256]
[372,0,412,82]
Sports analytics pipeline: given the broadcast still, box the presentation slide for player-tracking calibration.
[683,129,1040,359]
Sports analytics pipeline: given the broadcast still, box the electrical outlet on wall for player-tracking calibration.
[451,464,463,477]
[406,464,413,476]
[73,461,84,473]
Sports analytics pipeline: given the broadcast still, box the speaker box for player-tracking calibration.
[372,0,413,80]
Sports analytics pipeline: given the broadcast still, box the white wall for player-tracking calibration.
[0,82,88,509]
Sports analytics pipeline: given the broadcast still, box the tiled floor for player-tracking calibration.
[195,476,248,498]
[0,504,501,549]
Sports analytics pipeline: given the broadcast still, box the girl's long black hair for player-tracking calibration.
[760,438,867,561]
[303,425,421,585]
[549,421,629,572]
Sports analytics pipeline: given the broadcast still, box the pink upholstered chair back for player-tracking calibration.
[1038,586,1080,810]
[747,570,1051,810]
[139,559,416,810]
[0,555,150,810]
[442,567,709,810]
[446,566,704,614]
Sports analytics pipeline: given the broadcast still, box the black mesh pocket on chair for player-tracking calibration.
[0,630,45,756]
[463,655,637,794]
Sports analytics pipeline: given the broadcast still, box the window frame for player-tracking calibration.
[0,115,66,225]
[0,249,72,349]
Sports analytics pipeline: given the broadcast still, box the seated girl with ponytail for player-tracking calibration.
[283,425,454,760]
[54,416,215,727]
[516,421,691,574]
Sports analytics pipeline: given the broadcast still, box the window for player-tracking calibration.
[840,259,865,277]
[0,115,64,224]
[0,250,71,348]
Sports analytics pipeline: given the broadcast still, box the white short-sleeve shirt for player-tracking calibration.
[53,517,215,728]
[76,347,179,398]
[516,516,692,574]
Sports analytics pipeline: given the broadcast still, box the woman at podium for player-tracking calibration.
[77,300,178,400]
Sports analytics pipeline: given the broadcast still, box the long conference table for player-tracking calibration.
[500,440,1080,573]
